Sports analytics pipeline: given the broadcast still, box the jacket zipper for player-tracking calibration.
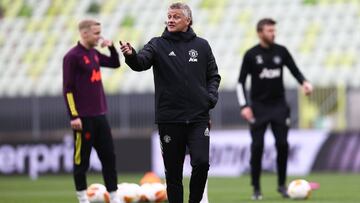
[182,42,190,124]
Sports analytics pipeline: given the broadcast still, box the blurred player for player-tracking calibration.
[63,19,121,203]
[120,3,221,203]
[236,18,313,200]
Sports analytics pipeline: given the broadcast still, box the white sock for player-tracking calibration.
[76,190,90,203]
[200,180,209,203]
[109,191,121,203]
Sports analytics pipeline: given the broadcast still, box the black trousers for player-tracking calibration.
[249,101,290,191]
[73,115,118,192]
[158,122,210,203]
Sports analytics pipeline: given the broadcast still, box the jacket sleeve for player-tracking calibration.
[237,52,250,109]
[206,43,221,109]
[284,47,306,84]
[63,54,79,120]
[124,40,156,72]
[96,45,120,68]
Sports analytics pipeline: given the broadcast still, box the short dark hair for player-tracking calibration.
[257,18,276,32]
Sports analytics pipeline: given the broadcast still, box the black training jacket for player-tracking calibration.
[124,27,221,124]
[237,44,306,108]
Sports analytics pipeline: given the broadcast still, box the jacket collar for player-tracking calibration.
[161,27,196,42]
[258,43,276,51]
[77,41,93,51]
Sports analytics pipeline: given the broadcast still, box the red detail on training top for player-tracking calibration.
[85,132,91,140]
[94,55,99,64]
[83,55,90,64]
[90,69,101,82]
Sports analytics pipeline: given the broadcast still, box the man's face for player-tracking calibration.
[258,24,276,45]
[82,25,102,47]
[167,9,190,32]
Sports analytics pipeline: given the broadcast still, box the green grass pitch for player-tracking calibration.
[0,173,359,203]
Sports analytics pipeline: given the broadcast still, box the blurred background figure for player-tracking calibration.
[237,18,312,200]
[63,19,121,203]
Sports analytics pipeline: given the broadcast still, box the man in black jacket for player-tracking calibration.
[237,18,313,200]
[120,3,220,203]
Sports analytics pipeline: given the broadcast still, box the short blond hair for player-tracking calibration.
[78,19,100,31]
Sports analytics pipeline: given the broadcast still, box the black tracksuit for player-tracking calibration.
[73,115,118,192]
[124,27,221,203]
[237,43,306,191]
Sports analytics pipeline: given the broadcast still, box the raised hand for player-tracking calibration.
[119,41,133,55]
[100,37,113,48]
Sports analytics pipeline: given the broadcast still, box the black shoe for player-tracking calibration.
[252,190,263,200]
[278,186,290,198]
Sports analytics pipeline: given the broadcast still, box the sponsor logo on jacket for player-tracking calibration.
[90,69,102,82]
[259,68,281,79]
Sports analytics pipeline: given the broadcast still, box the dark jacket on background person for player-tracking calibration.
[63,42,120,119]
[237,44,306,108]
